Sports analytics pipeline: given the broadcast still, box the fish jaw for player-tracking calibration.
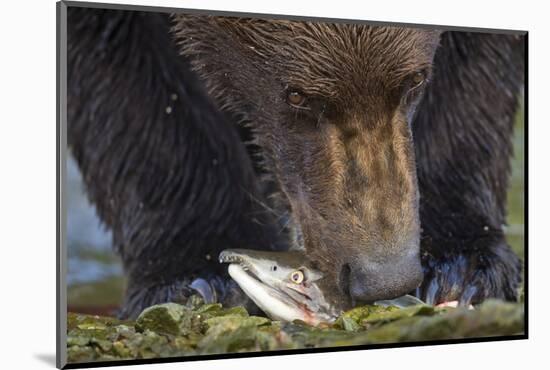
[227,264,320,325]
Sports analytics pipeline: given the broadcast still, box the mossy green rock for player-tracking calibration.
[360,299,523,343]
[135,303,187,336]
[363,305,434,325]
[333,304,401,330]
[67,299,524,364]
[198,316,280,354]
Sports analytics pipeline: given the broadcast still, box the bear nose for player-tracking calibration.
[343,252,423,303]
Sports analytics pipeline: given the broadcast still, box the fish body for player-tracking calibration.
[219,249,345,325]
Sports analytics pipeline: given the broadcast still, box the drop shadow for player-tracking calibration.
[34,353,57,367]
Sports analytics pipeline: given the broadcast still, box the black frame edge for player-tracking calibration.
[57,1,68,368]
[62,0,527,34]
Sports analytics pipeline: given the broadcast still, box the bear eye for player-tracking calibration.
[410,71,426,90]
[290,270,305,284]
[402,70,429,105]
[286,91,309,109]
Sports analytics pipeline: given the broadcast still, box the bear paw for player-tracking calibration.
[417,241,522,306]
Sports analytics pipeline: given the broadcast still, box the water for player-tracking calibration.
[66,156,123,309]
[506,105,525,259]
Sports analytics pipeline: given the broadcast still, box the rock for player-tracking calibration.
[66,299,524,363]
[333,304,400,330]
[135,303,187,336]
[363,305,434,325]
[339,316,361,332]
[358,299,524,344]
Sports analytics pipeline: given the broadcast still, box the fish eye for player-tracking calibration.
[271,265,277,271]
[290,270,304,284]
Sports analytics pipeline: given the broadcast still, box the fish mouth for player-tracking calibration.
[219,250,256,271]
[218,250,268,287]
[219,250,319,324]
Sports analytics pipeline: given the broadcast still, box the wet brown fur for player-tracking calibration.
[173,16,441,299]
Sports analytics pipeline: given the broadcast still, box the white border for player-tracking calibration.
[1,0,546,369]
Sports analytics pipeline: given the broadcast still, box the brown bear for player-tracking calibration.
[67,7,524,318]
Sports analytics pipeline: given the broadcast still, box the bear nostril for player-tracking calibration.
[346,252,424,303]
[339,263,352,297]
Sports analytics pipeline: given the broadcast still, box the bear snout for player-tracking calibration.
[343,251,424,303]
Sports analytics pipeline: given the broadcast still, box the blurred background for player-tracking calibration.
[66,105,525,315]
